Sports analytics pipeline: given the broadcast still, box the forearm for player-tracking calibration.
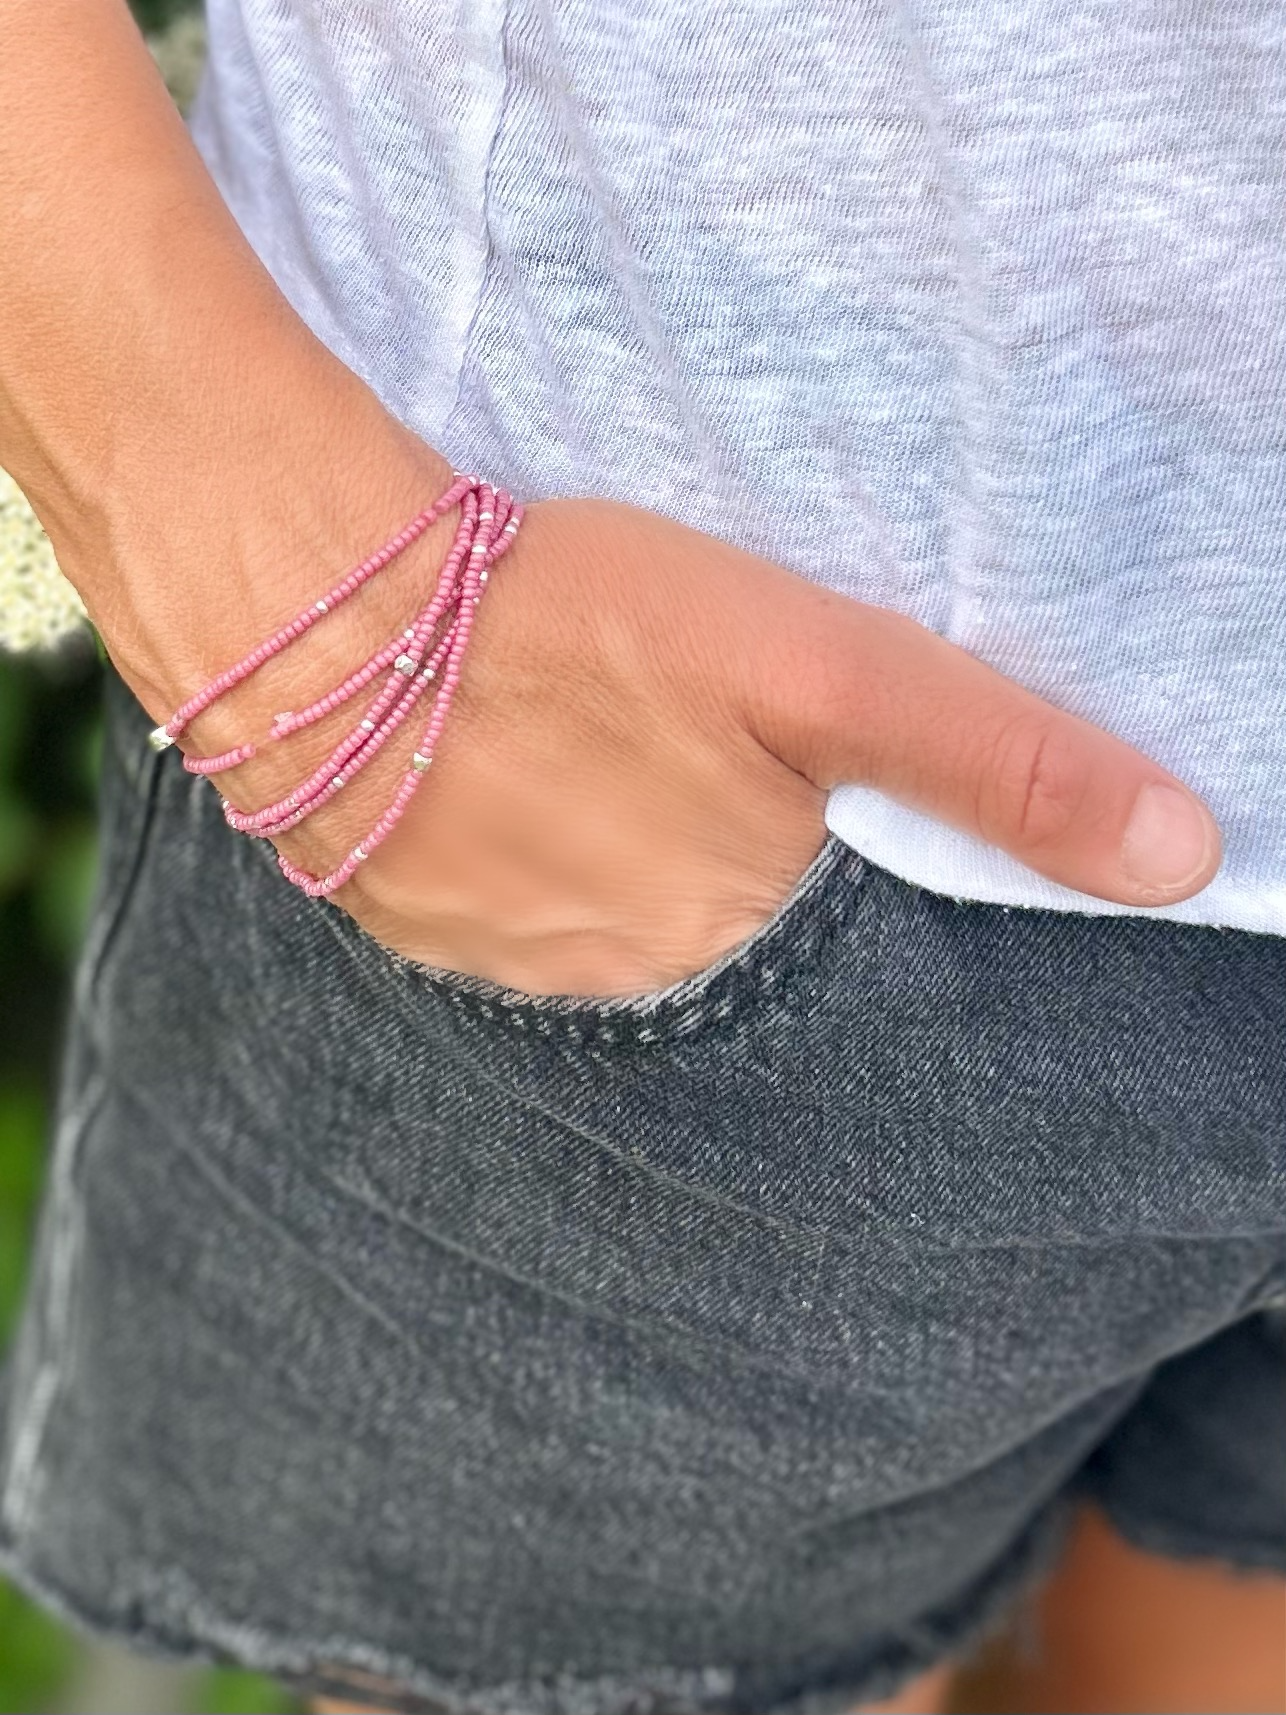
[0,0,452,708]
[3,0,314,513]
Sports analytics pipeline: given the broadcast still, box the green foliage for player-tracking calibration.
[131,0,202,31]
[0,667,36,891]
[0,644,104,1715]
[194,1667,304,1714]
[29,816,99,965]
[0,1583,74,1715]
[0,1078,44,1341]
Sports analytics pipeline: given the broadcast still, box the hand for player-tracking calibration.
[79,419,1221,1000]
[1,0,1217,999]
[194,493,1219,999]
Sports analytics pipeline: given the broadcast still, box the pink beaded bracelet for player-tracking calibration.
[147,471,525,897]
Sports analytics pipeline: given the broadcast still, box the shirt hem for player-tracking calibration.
[827,786,1286,937]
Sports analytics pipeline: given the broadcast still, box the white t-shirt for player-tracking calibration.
[188,0,1286,933]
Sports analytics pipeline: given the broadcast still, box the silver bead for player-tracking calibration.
[420,666,436,680]
[412,752,431,771]
[273,712,292,728]
[403,627,416,640]
[394,654,416,674]
[352,844,368,862]
[479,569,489,584]
[148,725,175,752]
[360,718,376,732]
[331,774,346,789]
[314,599,329,614]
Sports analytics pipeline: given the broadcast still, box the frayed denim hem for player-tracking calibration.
[0,1500,1078,1715]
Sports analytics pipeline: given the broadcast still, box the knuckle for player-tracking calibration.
[978,714,1092,853]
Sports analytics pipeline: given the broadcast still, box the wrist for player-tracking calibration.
[53,369,457,716]
[130,429,480,872]
[172,473,530,900]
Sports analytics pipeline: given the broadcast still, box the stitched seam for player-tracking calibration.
[380,836,857,1033]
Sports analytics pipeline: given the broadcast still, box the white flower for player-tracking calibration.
[0,468,88,654]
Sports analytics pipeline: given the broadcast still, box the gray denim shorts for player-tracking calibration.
[2,668,1284,1715]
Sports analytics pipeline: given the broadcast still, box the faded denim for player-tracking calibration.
[1,668,1284,1715]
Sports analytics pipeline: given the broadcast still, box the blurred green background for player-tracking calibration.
[0,3,300,1709]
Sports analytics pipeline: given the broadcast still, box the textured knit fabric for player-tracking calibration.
[0,670,1283,1715]
[186,0,1286,933]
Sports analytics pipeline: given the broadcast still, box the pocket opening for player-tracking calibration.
[340,831,866,1050]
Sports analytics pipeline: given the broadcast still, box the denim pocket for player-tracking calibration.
[323,829,865,1053]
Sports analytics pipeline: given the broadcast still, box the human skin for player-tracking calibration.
[1,0,1227,999]
[313,1668,956,1715]
[315,1675,956,1715]
[3,5,1279,1712]
[315,1509,1286,1715]
[316,1511,1286,1715]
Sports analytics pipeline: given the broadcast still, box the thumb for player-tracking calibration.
[738,584,1221,908]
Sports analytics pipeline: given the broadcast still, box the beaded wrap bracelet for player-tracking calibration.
[147,472,524,897]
